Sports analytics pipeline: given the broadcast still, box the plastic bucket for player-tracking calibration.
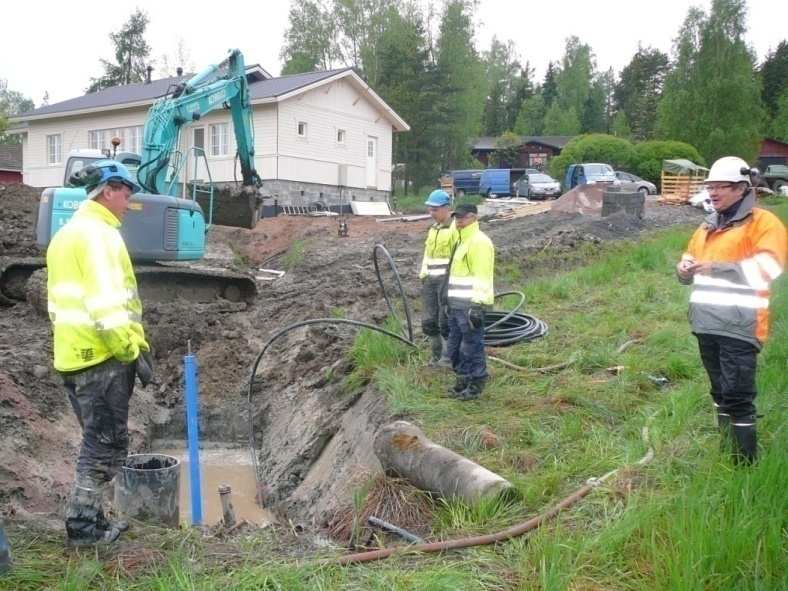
[115,454,181,527]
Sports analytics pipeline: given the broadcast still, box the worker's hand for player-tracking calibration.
[467,306,485,330]
[687,261,714,275]
[676,257,696,282]
[135,350,154,387]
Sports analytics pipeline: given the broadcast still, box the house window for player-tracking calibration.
[336,129,346,144]
[47,134,62,164]
[88,125,143,154]
[297,121,307,137]
[210,123,228,156]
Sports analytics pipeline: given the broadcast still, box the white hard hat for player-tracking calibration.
[706,156,751,186]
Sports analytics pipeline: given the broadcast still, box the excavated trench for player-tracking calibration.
[0,182,705,537]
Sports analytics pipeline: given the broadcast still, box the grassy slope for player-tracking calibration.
[2,202,786,590]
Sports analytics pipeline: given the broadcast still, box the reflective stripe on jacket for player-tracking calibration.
[47,200,149,372]
[447,221,495,308]
[683,191,787,348]
[419,220,457,280]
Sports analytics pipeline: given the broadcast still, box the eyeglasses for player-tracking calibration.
[704,182,736,191]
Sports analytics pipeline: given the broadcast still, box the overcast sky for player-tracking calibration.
[2,0,786,107]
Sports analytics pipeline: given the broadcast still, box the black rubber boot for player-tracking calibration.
[65,478,122,547]
[731,418,757,465]
[448,376,470,398]
[457,377,486,401]
[717,411,733,452]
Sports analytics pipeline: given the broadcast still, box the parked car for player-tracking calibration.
[513,172,561,199]
[478,168,527,197]
[449,169,483,196]
[614,171,657,196]
[562,163,619,191]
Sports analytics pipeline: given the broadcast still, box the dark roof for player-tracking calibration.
[471,135,574,150]
[16,68,349,120]
[0,144,22,171]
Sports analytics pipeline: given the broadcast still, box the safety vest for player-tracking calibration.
[683,191,787,348]
[447,221,495,308]
[419,219,457,280]
[47,200,149,372]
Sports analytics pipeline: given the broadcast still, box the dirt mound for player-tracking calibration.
[0,183,41,256]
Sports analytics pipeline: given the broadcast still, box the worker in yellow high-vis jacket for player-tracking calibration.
[46,160,153,547]
[419,190,457,366]
[445,203,495,401]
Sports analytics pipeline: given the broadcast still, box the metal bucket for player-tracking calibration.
[115,454,181,527]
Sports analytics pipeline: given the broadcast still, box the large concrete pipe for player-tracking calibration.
[373,421,516,504]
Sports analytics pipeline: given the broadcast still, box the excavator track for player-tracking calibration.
[0,257,257,308]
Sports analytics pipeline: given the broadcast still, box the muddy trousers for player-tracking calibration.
[421,278,449,361]
[61,359,135,540]
[695,333,759,463]
[447,307,488,381]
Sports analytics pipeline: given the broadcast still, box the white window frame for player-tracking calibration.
[297,121,308,138]
[88,125,143,154]
[46,134,62,165]
[210,123,229,156]
[336,128,346,144]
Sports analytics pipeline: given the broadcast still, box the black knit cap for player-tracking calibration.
[452,203,478,217]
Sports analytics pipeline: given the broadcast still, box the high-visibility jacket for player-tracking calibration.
[682,191,787,348]
[447,221,495,308]
[419,219,458,280]
[47,199,149,372]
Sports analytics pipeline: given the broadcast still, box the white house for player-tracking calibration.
[9,66,409,206]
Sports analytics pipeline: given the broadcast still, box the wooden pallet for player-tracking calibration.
[660,171,706,204]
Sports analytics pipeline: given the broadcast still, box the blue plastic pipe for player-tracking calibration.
[184,346,203,525]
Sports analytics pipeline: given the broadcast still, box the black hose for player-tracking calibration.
[245,244,546,488]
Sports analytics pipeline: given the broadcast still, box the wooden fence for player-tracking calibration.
[659,170,707,204]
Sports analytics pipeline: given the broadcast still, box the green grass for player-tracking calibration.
[281,238,309,270]
[3,202,786,589]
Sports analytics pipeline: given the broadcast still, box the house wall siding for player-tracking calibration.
[20,76,398,194]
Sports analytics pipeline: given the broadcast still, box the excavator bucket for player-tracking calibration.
[194,185,264,230]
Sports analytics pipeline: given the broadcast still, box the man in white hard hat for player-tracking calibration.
[676,156,787,463]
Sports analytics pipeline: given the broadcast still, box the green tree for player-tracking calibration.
[543,102,580,135]
[514,92,546,135]
[614,46,669,140]
[610,111,632,139]
[541,61,558,107]
[506,62,534,130]
[87,9,152,92]
[770,87,788,142]
[374,4,440,188]
[759,41,788,119]
[481,37,527,135]
[434,0,485,170]
[280,0,338,74]
[658,0,763,163]
[0,80,35,143]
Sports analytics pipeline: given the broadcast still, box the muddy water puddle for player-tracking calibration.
[156,444,273,527]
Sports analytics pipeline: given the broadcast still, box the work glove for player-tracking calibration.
[135,350,154,387]
[467,306,485,330]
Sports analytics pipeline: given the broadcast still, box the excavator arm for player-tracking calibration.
[137,49,262,196]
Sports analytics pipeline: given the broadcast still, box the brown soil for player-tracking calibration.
[0,185,703,531]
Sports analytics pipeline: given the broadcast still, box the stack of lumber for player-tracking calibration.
[659,171,706,205]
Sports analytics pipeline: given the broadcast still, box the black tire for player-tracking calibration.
[638,186,649,197]
[774,179,786,192]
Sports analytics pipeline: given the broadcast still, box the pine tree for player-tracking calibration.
[87,9,152,92]
[542,62,558,107]
[514,92,546,135]
[614,46,669,140]
[759,41,788,119]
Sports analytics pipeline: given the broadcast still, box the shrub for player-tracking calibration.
[632,140,705,187]
[549,134,636,181]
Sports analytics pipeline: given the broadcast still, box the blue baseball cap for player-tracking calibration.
[425,189,450,207]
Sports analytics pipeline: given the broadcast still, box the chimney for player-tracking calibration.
[145,65,153,84]
[176,67,183,77]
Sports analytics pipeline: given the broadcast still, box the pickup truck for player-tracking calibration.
[562,163,619,192]
[763,164,788,193]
